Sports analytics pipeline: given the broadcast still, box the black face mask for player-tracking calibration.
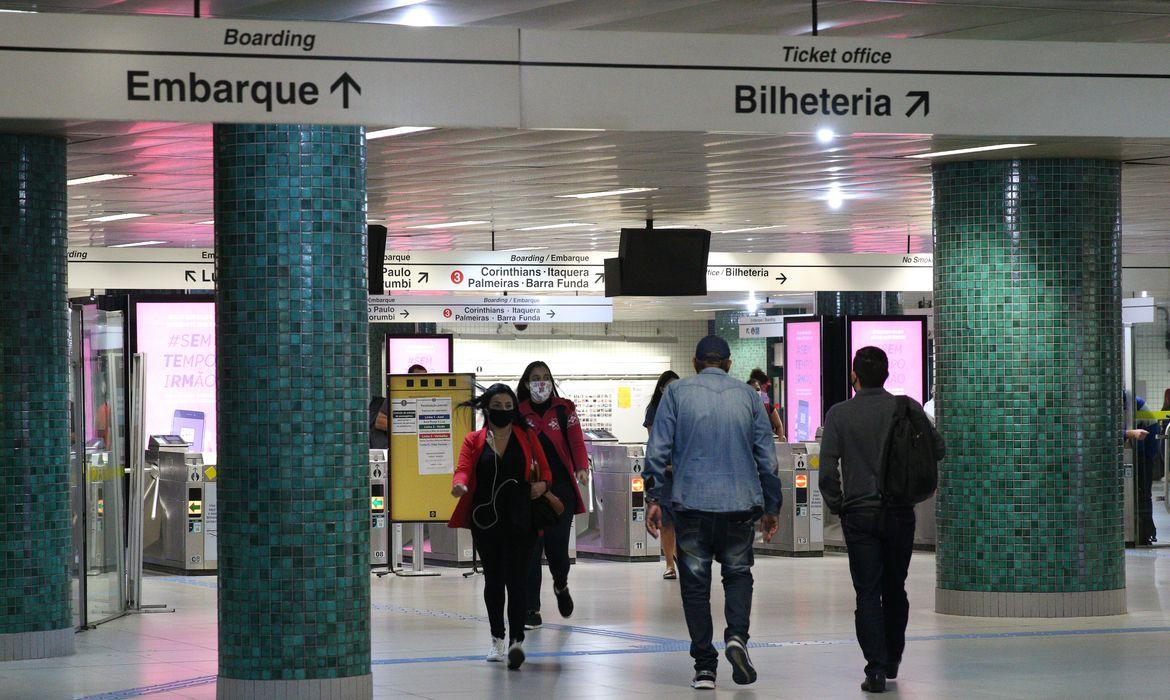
[487,409,513,429]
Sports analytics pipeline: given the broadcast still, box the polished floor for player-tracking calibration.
[4,539,1170,700]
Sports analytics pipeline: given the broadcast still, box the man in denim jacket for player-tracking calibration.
[645,335,782,690]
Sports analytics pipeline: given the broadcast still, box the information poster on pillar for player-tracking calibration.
[391,398,418,435]
[847,318,926,404]
[134,302,217,462]
[785,319,823,443]
[417,397,453,475]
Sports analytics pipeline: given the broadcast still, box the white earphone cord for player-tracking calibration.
[471,427,518,530]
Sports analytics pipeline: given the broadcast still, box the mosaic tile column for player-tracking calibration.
[933,159,1124,617]
[214,124,371,698]
[0,134,74,660]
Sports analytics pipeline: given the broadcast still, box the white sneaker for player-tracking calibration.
[486,637,506,662]
[507,640,526,669]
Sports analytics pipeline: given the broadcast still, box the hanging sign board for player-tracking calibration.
[68,247,215,290]
[369,294,613,323]
[10,14,1170,136]
[738,315,787,339]
[382,251,608,293]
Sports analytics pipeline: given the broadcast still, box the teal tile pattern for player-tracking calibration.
[933,159,1123,593]
[213,124,371,681]
[0,134,71,635]
[715,310,766,382]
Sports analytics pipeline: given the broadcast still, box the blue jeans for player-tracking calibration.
[673,510,757,672]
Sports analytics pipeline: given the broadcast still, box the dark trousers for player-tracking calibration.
[841,507,916,676]
[472,527,534,642]
[1136,451,1157,544]
[527,490,576,611]
[673,510,756,672]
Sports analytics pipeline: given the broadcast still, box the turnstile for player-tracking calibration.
[757,443,824,556]
[142,435,216,572]
[577,443,660,561]
[370,449,388,566]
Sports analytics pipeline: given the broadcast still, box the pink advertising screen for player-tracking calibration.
[387,336,452,374]
[785,319,823,442]
[848,318,926,404]
[135,302,217,460]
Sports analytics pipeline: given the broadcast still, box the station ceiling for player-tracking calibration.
[5,1,1170,257]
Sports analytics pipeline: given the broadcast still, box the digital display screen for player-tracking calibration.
[387,336,452,374]
[135,302,217,462]
[785,319,823,442]
[848,318,926,404]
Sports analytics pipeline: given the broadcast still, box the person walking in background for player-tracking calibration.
[645,370,680,579]
[517,361,590,629]
[749,368,786,440]
[645,336,781,690]
[449,384,552,670]
[819,347,945,694]
[1133,396,1163,545]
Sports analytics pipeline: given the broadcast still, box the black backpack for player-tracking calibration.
[880,396,939,506]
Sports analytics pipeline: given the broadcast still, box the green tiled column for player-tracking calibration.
[933,159,1124,617]
[715,310,766,380]
[213,124,371,698]
[0,134,74,660]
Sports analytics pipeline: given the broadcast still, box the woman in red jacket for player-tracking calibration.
[449,383,553,670]
[516,361,591,630]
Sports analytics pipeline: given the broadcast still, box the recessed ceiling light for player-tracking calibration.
[516,222,594,231]
[0,8,36,12]
[827,184,844,210]
[398,4,437,27]
[110,240,166,248]
[718,225,786,234]
[499,246,551,252]
[907,143,1035,159]
[367,126,436,140]
[67,173,133,186]
[194,220,215,225]
[556,187,658,199]
[83,213,151,223]
[816,128,835,144]
[407,220,488,229]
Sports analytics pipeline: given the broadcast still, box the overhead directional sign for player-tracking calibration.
[68,247,215,290]
[9,14,1170,136]
[64,248,1170,295]
[368,295,613,324]
[384,250,933,293]
[738,315,787,339]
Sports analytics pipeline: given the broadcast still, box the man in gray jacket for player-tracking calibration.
[645,335,782,690]
[820,346,944,694]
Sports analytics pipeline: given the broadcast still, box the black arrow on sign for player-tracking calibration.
[185,270,196,282]
[547,310,556,319]
[418,271,430,284]
[330,72,361,109]
[905,91,929,117]
[776,273,788,284]
[595,273,605,284]
[400,310,410,319]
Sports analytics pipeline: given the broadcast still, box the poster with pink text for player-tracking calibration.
[785,319,823,442]
[848,318,926,404]
[135,302,217,462]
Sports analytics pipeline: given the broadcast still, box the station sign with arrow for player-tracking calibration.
[368,295,613,323]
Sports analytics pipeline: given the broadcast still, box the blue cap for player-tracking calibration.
[694,335,731,361]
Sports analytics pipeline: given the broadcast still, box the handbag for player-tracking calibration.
[524,429,565,530]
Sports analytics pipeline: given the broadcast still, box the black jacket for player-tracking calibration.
[818,388,945,514]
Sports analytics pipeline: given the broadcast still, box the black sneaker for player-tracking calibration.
[861,673,887,693]
[691,669,717,690]
[506,641,525,670]
[554,584,574,618]
[724,637,757,685]
[524,610,542,630]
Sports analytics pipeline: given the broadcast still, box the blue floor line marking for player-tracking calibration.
[73,624,1170,699]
